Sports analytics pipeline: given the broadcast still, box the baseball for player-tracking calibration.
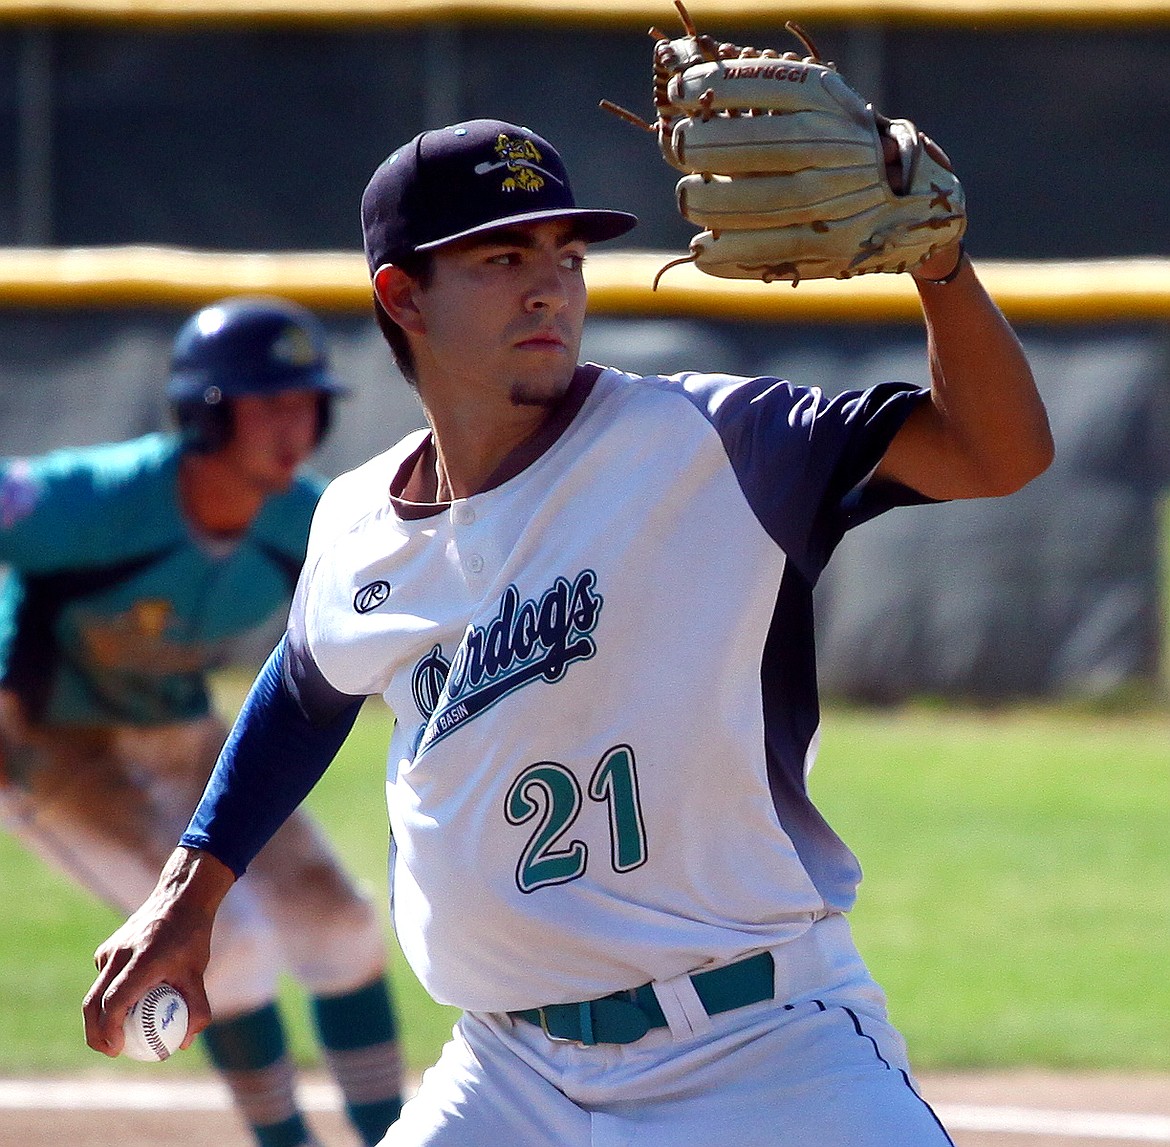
[121,983,189,1061]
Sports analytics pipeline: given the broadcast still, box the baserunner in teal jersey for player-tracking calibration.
[0,297,404,1147]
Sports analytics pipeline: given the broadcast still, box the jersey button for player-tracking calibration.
[465,553,485,574]
[453,504,475,525]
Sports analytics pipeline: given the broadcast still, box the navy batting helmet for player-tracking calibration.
[168,296,348,453]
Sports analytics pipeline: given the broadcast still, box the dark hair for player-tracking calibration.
[373,252,435,387]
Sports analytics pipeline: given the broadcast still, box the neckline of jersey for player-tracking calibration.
[388,363,605,521]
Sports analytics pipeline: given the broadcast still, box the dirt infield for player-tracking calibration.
[3,1070,1169,1146]
[923,1071,1170,1147]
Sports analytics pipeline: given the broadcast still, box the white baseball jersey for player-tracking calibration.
[188,363,929,1015]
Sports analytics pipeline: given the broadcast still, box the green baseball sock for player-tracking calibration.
[311,977,404,1146]
[202,1003,315,1147]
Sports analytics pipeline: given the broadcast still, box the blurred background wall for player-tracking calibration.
[1,1,1167,701]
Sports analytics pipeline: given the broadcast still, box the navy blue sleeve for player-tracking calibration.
[672,374,935,583]
[180,635,364,877]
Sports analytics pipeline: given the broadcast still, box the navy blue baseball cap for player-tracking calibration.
[361,119,638,273]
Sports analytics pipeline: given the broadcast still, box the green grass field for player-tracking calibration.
[2,692,1168,1077]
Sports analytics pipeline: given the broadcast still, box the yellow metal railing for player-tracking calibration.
[0,0,1168,26]
[3,246,1169,324]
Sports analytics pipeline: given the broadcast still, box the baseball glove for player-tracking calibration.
[602,1,966,286]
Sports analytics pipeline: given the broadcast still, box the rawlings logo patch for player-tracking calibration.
[354,580,391,614]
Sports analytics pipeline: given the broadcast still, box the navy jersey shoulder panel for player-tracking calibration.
[640,372,933,582]
[760,560,861,908]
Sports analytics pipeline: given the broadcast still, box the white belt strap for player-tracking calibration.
[650,969,715,1040]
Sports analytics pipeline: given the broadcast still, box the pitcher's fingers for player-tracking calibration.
[164,971,213,1050]
[82,959,132,1056]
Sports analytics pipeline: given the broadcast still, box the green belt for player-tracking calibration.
[511,951,775,1046]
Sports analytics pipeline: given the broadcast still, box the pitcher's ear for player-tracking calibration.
[373,264,425,334]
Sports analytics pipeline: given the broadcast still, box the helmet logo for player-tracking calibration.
[271,323,318,368]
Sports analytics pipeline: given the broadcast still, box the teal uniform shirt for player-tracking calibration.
[0,433,324,727]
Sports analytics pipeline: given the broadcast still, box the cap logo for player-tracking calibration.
[472,134,563,193]
[270,323,317,368]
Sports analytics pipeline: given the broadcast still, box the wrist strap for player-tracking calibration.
[917,241,966,285]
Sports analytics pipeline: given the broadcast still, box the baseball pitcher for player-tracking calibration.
[82,9,1052,1145]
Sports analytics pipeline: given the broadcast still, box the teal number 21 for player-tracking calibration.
[506,744,648,893]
